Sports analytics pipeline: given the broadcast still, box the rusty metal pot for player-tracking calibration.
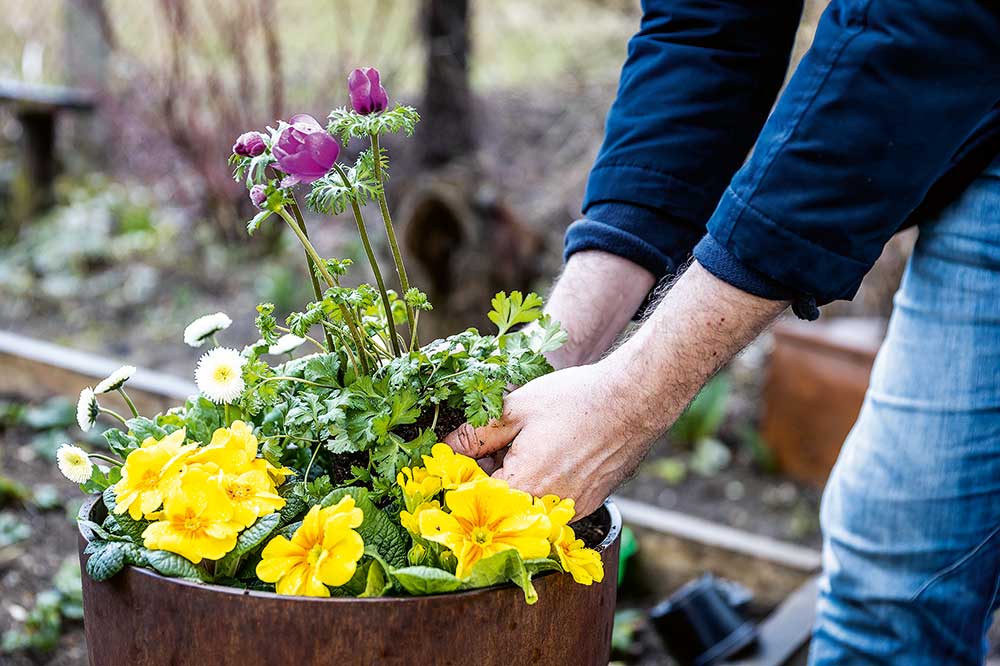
[78,495,621,666]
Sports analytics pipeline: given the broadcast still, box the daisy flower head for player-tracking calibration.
[94,365,137,394]
[56,444,94,484]
[267,334,306,356]
[195,347,246,404]
[183,312,233,348]
[77,387,99,432]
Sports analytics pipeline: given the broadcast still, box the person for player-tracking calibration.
[443,1,1000,663]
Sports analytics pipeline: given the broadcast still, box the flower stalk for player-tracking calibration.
[288,199,336,351]
[333,163,401,357]
[370,132,417,347]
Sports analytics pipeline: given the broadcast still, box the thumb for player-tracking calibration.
[444,401,522,459]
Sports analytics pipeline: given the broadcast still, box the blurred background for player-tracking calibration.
[0,2,934,664]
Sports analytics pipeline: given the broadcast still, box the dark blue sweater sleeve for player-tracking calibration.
[564,0,804,278]
[695,0,1000,307]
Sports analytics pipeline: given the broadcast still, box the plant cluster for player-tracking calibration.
[58,68,604,603]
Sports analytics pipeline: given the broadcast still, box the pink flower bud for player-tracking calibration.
[249,184,267,208]
[233,131,267,158]
[348,68,389,115]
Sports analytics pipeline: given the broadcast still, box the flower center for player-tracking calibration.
[139,470,159,490]
[178,509,203,534]
[213,366,234,383]
[471,528,492,546]
[227,483,252,501]
[307,544,325,566]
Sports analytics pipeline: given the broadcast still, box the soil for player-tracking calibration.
[0,422,88,665]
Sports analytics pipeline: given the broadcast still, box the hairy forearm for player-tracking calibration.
[598,261,788,450]
[544,250,656,369]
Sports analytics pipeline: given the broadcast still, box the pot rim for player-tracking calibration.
[78,494,621,604]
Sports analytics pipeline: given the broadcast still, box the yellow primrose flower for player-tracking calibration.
[552,525,605,585]
[400,500,441,534]
[397,466,442,511]
[534,494,577,542]
[208,464,286,528]
[256,497,365,597]
[142,466,244,563]
[420,443,487,490]
[190,421,293,484]
[418,478,551,578]
[113,429,194,520]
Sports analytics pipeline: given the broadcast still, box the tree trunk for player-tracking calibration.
[418,0,475,167]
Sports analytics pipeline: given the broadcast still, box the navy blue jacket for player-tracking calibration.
[564,0,1000,319]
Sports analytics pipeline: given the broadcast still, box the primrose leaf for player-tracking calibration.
[126,417,169,442]
[101,487,150,543]
[460,549,538,604]
[144,549,206,581]
[392,566,463,596]
[488,291,544,336]
[85,541,126,582]
[103,429,140,458]
[233,513,281,556]
[359,558,392,598]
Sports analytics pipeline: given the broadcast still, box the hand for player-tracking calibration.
[445,361,659,518]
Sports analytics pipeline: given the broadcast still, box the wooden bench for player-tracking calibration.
[0,79,96,217]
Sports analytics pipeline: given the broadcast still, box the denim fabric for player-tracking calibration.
[811,155,1000,664]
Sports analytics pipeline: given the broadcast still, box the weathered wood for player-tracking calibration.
[0,330,195,415]
[761,318,884,486]
[79,496,622,666]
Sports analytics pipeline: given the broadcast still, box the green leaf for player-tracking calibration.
[103,428,140,458]
[144,549,206,581]
[524,314,568,354]
[304,354,341,385]
[85,541,126,581]
[487,291,544,336]
[247,209,272,235]
[101,487,149,542]
[392,566,462,596]
[359,558,391,598]
[460,549,539,604]
[524,557,563,577]
[179,397,223,445]
[214,513,281,579]
[126,417,169,442]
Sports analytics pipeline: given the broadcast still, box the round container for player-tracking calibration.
[78,495,621,666]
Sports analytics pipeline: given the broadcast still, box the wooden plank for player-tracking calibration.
[0,79,96,112]
[0,330,195,415]
[726,576,820,666]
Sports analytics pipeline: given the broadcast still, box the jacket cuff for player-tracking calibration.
[693,233,819,321]
[706,187,868,306]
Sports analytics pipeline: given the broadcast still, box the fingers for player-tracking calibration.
[444,396,523,458]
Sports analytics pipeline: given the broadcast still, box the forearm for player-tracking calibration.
[598,261,788,447]
[543,250,655,369]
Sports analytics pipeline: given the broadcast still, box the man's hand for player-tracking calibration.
[447,262,788,517]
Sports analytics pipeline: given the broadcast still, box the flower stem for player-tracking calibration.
[333,163,401,357]
[88,453,124,467]
[99,407,128,425]
[224,403,231,426]
[303,438,323,483]
[117,389,140,418]
[369,132,417,348]
[288,200,335,351]
[276,206,370,374]
[276,326,325,352]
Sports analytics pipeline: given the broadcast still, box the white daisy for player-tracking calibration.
[77,387,99,432]
[183,312,233,348]
[195,347,246,404]
[56,444,94,484]
[94,365,137,394]
[267,334,306,356]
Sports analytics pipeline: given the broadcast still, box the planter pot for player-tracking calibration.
[761,317,885,486]
[78,495,621,666]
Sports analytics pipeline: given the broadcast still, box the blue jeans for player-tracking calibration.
[810,155,1000,664]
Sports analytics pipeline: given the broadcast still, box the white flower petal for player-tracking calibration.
[57,444,94,484]
[194,347,246,404]
[76,387,98,432]
[183,312,233,348]
[267,334,306,356]
[94,365,137,394]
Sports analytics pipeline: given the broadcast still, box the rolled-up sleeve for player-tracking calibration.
[565,0,804,278]
[695,0,1000,307]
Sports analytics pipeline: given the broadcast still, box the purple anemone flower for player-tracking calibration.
[271,114,340,187]
[348,68,389,115]
[232,131,266,158]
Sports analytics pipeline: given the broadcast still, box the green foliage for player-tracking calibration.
[488,290,544,336]
[671,373,731,448]
[327,104,420,143]
[1,558,82,655]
